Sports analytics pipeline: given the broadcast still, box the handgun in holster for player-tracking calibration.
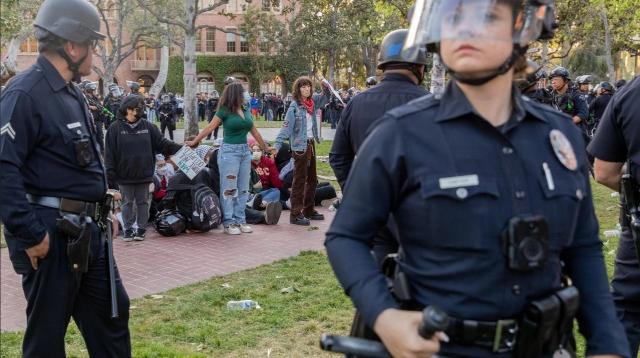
[57,213,92,273]
[514,286,579,358]
[381,253,413,302]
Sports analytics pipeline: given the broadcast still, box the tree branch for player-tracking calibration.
[194,24,241,34]
[137,25,185,49]
[196,0,229,16]
[137,0,188,31]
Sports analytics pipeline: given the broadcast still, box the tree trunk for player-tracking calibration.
[101,67,117,96]
[149,45,169,96]
[430,54,446,96]
[599,5,615,83]
[183,0,199,139]
[361,44,373,78]
[1,28,31,82]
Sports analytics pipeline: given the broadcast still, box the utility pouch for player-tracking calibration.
[380,253,413,302]
[514,293,561,358]
[58,213,92,273]
[544,286,579,357]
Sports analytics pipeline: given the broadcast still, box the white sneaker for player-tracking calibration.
[224,224,241,235]
[239,223,253,233]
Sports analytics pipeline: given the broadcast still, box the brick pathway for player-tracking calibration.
[1,207,335,331]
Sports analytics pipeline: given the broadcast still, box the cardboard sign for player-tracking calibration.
[171,146,206,179]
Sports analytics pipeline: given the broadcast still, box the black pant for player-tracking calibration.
[612,227,640,357]
[314,182,336,205]
[206,112,217,140]
[198,108,205,121]
[4,206,131,358]
[161,121,174,141]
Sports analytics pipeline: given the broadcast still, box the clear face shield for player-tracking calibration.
[403,0,551,61]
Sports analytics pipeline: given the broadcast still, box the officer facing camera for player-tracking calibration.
[325,0,629,357]
[0,0,132,356]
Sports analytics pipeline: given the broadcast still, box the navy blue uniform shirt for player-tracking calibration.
[588,77,640,183]
[0,56,106,251]
[329,73,431,190]
[325,81,629,357]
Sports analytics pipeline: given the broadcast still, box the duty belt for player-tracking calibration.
[26,194,100,221]
[446,317,518,353]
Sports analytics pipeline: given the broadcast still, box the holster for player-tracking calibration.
[514,286,579,358]
[58,213,92,273]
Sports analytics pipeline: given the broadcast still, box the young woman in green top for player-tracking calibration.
[187,83,275,235]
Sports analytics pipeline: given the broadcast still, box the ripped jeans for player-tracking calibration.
[218,143,251,227]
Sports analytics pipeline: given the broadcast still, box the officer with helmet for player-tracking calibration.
[589,81,615,126]
[104,84,122,129]
[515,59,551,104]
[0,0,131,356]
[84,81,106,154]
[575,75,592,96]
[365,76,378,89]
[549,67,590,153]
[325,0,629,357]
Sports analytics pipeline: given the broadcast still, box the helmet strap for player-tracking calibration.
[56,41,90,83]
[440,45,527,86]
[382,64,425,85]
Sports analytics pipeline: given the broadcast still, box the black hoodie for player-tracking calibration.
[105,113,182,185]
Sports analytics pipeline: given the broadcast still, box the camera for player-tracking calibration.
[74,138,94,167]
[503,215,548,271]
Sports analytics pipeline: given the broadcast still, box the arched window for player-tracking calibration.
[136,75,155,94]
[260,75,283,95]
[197,71,216,94]
[228,71,250,92]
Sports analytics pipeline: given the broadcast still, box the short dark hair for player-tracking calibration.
[292,77,313,103]
[218,82,244,113]
[34,26,60,54]
[118,96,143,116]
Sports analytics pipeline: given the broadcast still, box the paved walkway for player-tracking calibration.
[1,207,336,331]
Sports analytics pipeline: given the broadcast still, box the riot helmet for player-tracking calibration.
[225,76,236,84]
[85,82,98,92]
[366,76,378,88]
[615,79,627,90]
[378,29,431,84]
[127,81,140,92]
[548,67,571,81]
[404,0,558,86]
[599,81,614,93]
[162,95,170,103]
[575,75,591,85]
[33,0,105,82]
[515,59,544,91]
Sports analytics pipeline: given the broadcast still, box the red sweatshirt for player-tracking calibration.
[251,157,283,189]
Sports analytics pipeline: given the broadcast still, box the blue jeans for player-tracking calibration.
[260,188,281,203]
[218,143,251,227]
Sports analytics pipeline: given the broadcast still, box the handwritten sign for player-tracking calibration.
[172,146,206,179]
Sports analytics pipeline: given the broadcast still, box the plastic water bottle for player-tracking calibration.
[227,300,261,310]
[603,230,621,237]
[611,192,620,197]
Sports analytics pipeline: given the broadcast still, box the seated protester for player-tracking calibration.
[280,169,337,209]
[274,142,292,173]
[250,143,283,204]
[156,154,175,181]
[150,157,172,219]
[208,144,282,225]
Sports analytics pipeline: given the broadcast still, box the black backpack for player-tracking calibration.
[163,173,222,232]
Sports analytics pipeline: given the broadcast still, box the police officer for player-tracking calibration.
[615,79,627,92]
[158,94,176,140]
[588,76,640,358]
[515,59,551,104]
[365,76,378,89]
[0,0,131,356]
[84,81,106,154]
[575,75,591,96]
[325,0,629,357]
[104,84,122,130]
[549,67,591,162]
[589,81,614,127]
[129,81,142,97]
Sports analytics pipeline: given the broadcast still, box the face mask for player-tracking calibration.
[156,167,168,175]
[134,111,144,120]
[251,151,263,161]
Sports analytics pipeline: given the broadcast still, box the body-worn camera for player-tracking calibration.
[74,138,94,167]
[503,215,548,271]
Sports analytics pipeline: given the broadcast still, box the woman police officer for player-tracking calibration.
[325,0,629,357]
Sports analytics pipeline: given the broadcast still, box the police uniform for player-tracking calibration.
[523,88,551,105]
[587,76,640,358]
[330,73,431,264]
[325,81,630,357]
[0,55,131,357]
[551,88,589,138]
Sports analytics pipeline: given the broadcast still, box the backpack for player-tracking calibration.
[164,179,222,232]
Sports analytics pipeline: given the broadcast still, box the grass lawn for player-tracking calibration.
[0,141,632,357]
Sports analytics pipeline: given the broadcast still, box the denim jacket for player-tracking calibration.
[274,83,330,153]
